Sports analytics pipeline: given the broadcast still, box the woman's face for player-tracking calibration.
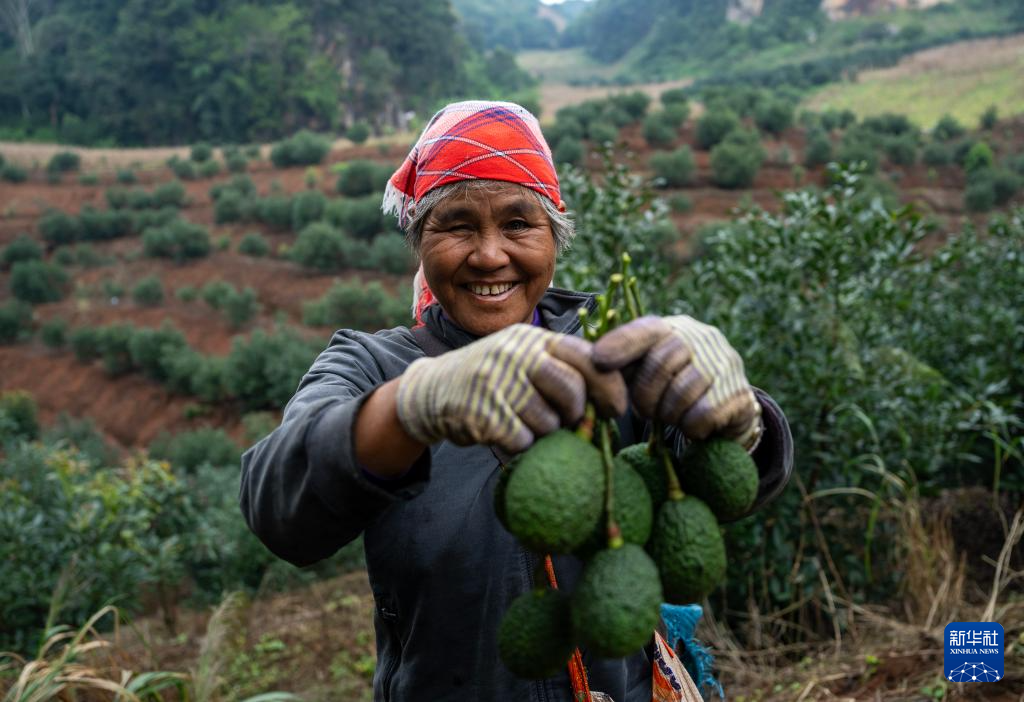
[418,182,557,337]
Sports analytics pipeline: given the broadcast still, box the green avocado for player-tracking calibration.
[573,457,653,558]
[504,430,604,553]
[648,496,726,604]
[498,588,576,679]
[678,438,758,522]
[616,442,668,507]
[571,544,663,658]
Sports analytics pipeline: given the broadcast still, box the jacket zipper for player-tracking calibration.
[378,603,402,702]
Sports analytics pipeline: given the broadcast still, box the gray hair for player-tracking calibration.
[401,180,575,253]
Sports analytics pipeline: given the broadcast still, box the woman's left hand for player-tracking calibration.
[591,315,762,450]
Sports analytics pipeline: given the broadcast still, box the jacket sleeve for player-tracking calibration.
[239,330,431,567]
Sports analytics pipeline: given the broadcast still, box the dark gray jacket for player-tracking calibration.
[239,288,793,702]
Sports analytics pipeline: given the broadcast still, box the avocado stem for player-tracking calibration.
[599,421,623,548]
[575,403,596,443]
[652,421,684,501]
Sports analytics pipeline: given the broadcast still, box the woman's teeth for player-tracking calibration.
[470,283,515,296]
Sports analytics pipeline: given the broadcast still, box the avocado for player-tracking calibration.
[498,588,576,679]
[504,430,604,553]
[678,438,758,521]
[648,496,726,604]
[573,458,653,558]
[616,442,668,507]
[571,544,663,658]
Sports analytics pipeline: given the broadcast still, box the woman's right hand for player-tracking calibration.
[396,324,627,454]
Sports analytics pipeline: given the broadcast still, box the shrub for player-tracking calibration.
[804,130,833,167]
[963,178,995,212]
[69,326,102,362]
[290,223,348,270]
[142,219,211,262]
[922,142,952,167]
[41,413,117,466]
[303,281,409,331]
[335,160,391,197]
[1009,153,1024,177]
[696,110,740,150]
[46,151,80,174]
[152,180,187,208]
[979,105,998,130]
[116,168,137,184]
[72,243,105,268]
[291,189,327,231]
[2,235,43,270]
[964,141,994,174]
[222,287,260,329]
[214,190,245,224]
[176,285,198,302]
[128,323,188,382]
[77,172,99,186]
[754,98,794,135]
[270,130,331,167]
[0,301,32,344]
[587,121,619,145]
[932,114,965,142]
[167,156,198,180]
[836,135,879,173]
[710,130,765,189]
[226,151,248,173]
[210,173,257,201]
[200,280,235,309]
[40,317,67,349]
[326,194,390,240]
[883,134,917,166]
[238,232,270,257]
[129,207,179,233]
[649,147,695,188]
[823,108,857,131]
[131,276,164,306]
[543,118,583,151]
[53,248,74,266]
[10,260,69,304]
[198,160,221,178]
[78,207,132,241]
[38,209,81,247]
[149,427,241,472]
[990,169,1021,206]
[663,103,690,129]
[641,113,676,149]
[668,193,692,213]
[253,196,294,231]
[553,137,585,166]
[0,390,39,441]
[222,327,322,411]
[661,88,688,107]
[1,162,28,182]
[367,233,415,274]
[190,143,213,163]
[347,122,371,144]
[860,113,916,138]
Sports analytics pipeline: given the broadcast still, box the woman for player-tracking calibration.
[240,101,793,702]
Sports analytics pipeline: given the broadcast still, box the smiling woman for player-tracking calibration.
[239,100,793,702]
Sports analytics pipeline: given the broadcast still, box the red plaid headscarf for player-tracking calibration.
[381,100,561,325]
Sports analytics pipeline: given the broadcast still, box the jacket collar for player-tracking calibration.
[422,287,597,349]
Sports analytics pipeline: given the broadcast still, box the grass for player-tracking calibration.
[804,34,1024,128]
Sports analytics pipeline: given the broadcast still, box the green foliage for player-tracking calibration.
[695,109,740,150]
[990,169,1022,205]
[215,190,247,224]
[69,327,102,363]
[754,98,794,135]
[226,150,249,174]
[347,122,371,144]
[290,223,350,271]
[668,193,692,213]
[10,260,69,304]
[2,235,43,270]
[291,190,328,231]
[142,219,212,262]
[78,206,132,241]
[149,427,241,472]
[661,88,688,108]
[271,130,331,168]
[254,196,294,231]
[222,327,323,411]
[932,114,966,142]
[77,172,99,186]
[132,276,165,306]
[303,281,409,331]
[116,168,137,184]
[964,141,995,174]
[153,181,187,208]
[836,132,879,173]
[239,232,270,257]
[0,301,33,345]
[553,138,585,167]
[641,113,676,149]
[0,390,39,442]
[167,156,199,180]
[198,160,221,178]
[335,160,392,197]
[127,323,189,382]
[979,105,998,130]
[366,233,416,274]
[587,121,619,145]
[819,108,856,131]
[191,143,213,163]
[883,134,917,166]
[804,129,833,167]
[922,142,953,167]
[95,323,137,375]
[649,147,695,188]
[1,162,28,183]
[40,317,68,349]
[39,210,81,247]
[673,168,1024,639]
[42,412,118,467]
[46,151,81,174]
[710,130,765,189]
[222,287,260,330]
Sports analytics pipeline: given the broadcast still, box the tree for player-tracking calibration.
[696,109,740,150]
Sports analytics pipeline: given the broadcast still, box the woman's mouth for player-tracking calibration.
[465,282,519,301]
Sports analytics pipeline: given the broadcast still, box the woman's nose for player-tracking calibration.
[467,229,511,270]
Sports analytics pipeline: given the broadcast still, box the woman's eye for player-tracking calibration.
[506,220,529,231]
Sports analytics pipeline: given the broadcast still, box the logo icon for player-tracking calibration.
[944,622,1003,682]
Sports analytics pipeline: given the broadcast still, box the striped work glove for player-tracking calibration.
[396,324,627,454]
[592,315,762,450]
